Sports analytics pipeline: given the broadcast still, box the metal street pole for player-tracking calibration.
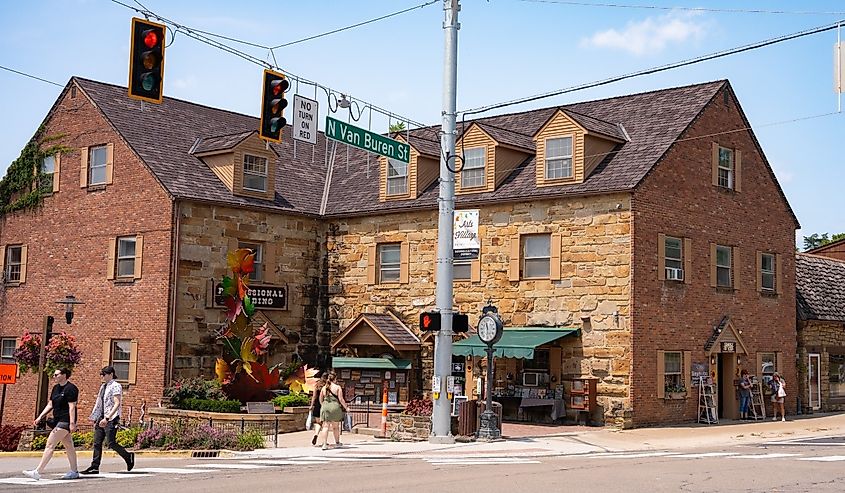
[430,0,460,444]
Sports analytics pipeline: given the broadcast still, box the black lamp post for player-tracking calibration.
[34,295,84,420]
[476,304,503,440]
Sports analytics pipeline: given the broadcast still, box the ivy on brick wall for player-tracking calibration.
[0,126,70,216]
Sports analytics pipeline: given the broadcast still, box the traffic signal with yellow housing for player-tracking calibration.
[259,69,289,142]
[128,17,166,103]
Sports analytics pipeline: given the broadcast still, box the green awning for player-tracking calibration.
[452,327,580,359]
[331,357,412,370]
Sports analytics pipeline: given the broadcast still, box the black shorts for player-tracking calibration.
[311,408,321,419]
[49,420,71,431]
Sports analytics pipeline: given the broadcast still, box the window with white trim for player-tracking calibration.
[386,159,408,195]
[545,136,573,179]
[717,147,734,189]
[41,155,55,192]
[522,234,551,279]
[461,147,485,188]
[89,146,108,185]
[116,237,137,278]
[761,253,775,292]
[243,154,268,192]
[4,246,23,283]
[110,340,131,382]
[664,236,683,280]
[0,338,16,364]
[664,351,683,392]
[238,241,263,282]
[716,245,732,288]
[378,244,401,283]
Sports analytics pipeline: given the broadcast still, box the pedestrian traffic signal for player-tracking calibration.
[259,69,290,142]
[128,17,166,104]
[453,314,469,333]
[420,312,441,332]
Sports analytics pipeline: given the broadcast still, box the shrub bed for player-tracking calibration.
[272,392,309,411]
[177,398,242,413]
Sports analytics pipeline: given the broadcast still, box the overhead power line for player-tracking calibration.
[461,19,845,116]
[0,65,63,87]
[514,0,845,16]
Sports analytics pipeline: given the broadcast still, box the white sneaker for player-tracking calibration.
[23,470,40,481]
[772,417,777,421]
[782,417,786,422]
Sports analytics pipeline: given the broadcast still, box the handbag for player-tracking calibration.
[305,413,313,431]
[777,384,786,398]
[343,413,353,432]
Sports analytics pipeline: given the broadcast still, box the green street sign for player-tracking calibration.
[325,116,410,163]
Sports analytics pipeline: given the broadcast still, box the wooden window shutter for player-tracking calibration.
[683,351,692,391]
[79,147,89,188]
[734,150,742,192]
[105,143,114,185]
[471,258,481,283]
[658,233,666,281]
[550,233,562,280]
[549,346,562,383]
[756,251,763,292]
[711,143,719,186]
[133,235,144,280]
[107,238,116,280]
[19,246,27,283]
[264,243,278,284]
[399,241,409,284]
[709,243,717,287]
[656,350,665,398]
[53,154,61,193]
[756,353,764,378]
[776,352,783,374]
[733,247,740,290]
[102,340,111,369]
[775,253,783,295]
[128,340,139,384]
[683,238,692,284]
[0,245,5,280]
[366,245,377,285]
[508,235,521,282]
[15,337,21,377]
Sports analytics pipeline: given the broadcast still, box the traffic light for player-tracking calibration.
[420,312,441,332]
[453,314,469,333]
[259,69,290,142]
[128,17,166,104]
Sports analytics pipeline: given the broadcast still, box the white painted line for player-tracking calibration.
[673,452,739,458]
[133,467,216,474]
[798,456,845,462]
[426,460,541,465]
[728,453,801,459]
[186,463,270,469]
[588,452,679,459]
[0,477,61,486]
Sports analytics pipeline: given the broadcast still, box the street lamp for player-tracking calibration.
[34,294,84,420]
[476,304,503,440]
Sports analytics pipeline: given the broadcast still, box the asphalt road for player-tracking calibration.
[3,436,845,492]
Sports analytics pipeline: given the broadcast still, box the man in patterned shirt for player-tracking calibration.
[80,366,135,474]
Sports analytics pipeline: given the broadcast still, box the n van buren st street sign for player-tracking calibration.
[325,116,410,163]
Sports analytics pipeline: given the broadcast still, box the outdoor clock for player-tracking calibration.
[478,313,503,346]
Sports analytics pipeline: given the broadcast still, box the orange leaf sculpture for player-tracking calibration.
[284,364,319,394]
[222,362,281,403]
[215,358,233,385]
[227,248,255,277]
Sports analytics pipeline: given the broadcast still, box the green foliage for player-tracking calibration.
[160,419,238,450]
[236,428,266,451]
[30,430,95,450]
[276,360,305,382]
[116,427,142,448]
[177,398,243,413]
[271,392,310,411]
[0,127,71,216]
[389,121,406,133]
[803,232,845,251]
[164,378,227,406]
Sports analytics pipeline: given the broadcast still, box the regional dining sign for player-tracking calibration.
[211,280,288,311]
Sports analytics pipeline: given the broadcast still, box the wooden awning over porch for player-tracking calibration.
[332,312,421,352]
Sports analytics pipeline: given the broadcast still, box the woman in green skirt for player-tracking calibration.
[317,370,348,450]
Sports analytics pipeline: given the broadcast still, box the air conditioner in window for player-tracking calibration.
[665,267,684,281]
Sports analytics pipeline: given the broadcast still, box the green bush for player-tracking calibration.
[236,428,266,451]
[30,430,94,451]
[117,427,142,448]
[177,398,242,413]
[271,392,309,411]
[164,378,227,406]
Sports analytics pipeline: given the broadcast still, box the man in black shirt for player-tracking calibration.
[23,368,80,481]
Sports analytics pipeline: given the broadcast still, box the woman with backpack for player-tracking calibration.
[770,372,787,421]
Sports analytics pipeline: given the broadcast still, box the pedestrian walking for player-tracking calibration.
[80,366,134,474]
[309,375,327,446]
[23,367,80,481]
[317,370,348,450]
[770,372,787,422]
[739,369,753,420]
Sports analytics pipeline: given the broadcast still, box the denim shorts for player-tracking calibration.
[50,421,71,431]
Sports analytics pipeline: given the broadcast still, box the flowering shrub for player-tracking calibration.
[402,398,433,416]
[45,332,82,374]
[13,333,41,374]
[0,425,28,452]
[164,378,227,406]
[136,427,166,449]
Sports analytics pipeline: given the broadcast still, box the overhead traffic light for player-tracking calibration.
[259,69,290,142]
[420,312,441,332]
[128,17,166,104]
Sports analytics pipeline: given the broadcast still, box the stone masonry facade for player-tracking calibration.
[797,321,845,412]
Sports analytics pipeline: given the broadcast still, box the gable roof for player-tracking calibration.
[806,236,845,257]
[796,253,845,322]
[562,109,628,142]
[331,312,421,350]
[191,131,256,155]
[474,122,535,151]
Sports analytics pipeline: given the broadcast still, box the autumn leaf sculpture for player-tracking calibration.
[215,248,281,402]
[284,364,319,394]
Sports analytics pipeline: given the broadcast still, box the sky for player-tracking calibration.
[1,0,843,246]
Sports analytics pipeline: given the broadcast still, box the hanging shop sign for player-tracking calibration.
[453,209,480,260]
[293,95,319,145]
[325,116,410,163]
[208,279,288,311]
[720,341,736,353]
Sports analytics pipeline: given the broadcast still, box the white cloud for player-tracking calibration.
[580,11,707,56]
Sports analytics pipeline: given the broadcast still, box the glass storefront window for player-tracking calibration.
[830,354,845,399]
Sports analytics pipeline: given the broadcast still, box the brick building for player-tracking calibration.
[0,77,797,427]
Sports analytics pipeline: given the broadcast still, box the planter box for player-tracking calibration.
[664,392,687,400]
[148,406,308,434]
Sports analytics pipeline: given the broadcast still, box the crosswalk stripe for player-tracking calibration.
[186,463,270,469]
[134,467,216,474]
[798,456,845,462]
[588,452,679,459]
[426,459,541,465]
[0,478,61,486]
[673,452,739,458]
[728,453,801,459]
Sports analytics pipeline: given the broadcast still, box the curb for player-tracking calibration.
[0,449,205,459]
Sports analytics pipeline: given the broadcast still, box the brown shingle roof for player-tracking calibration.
[192,131,255,155]
[796,254,845,322]
[562,109,628,141]
[363,313,420,346]
[475,122,535,151]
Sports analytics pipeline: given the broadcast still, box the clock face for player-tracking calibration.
[478,316,498,342]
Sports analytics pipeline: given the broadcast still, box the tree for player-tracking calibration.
[803,232,845,251]
[389,121,406,133]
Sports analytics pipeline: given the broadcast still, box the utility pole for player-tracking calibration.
[430,0,459,444]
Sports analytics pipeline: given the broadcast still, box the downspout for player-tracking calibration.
[165,200,181,387]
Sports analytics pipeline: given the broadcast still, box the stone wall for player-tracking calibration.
[174,202,329,378]
[798,320,845,412]
[328,194,632,425]
[386,413,432,441]
[148,406,309,435]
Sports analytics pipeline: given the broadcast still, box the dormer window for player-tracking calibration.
[387,159,408,196]
[243,154,268,192]
[717,147,734,189]
[545,137,573,179]
[461,147,485,188]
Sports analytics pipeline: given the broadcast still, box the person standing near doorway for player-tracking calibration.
[80,366,134,474]
[739,369,753,420]
[23,368,80,480]
[770,372,787,422]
